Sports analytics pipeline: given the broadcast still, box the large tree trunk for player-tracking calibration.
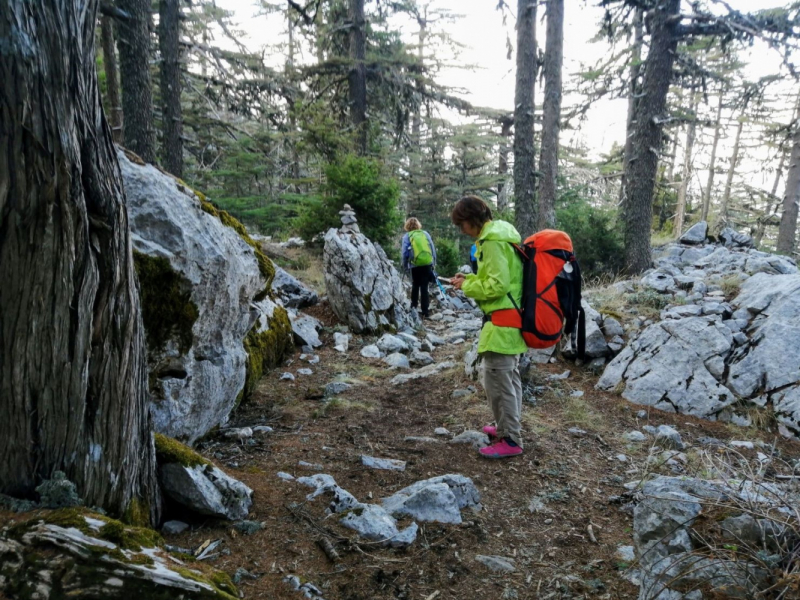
[537,0,564,230]
[623,0,680,273]
[100,15,124,145]
[159,0,183,177]
[348,0,367,155]
[116,0,156,162]
[619,8,644,209]
[701,92,724,222]
[498,116,514,212]
[674,89,700,237]
[717,115,744,231]
[513,0,538,236]
[777,120,800,255]
[0,0,159,522]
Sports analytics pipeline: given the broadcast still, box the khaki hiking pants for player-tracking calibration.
[480,352,523,448]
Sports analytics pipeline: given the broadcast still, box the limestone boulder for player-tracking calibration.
[323,207,419,333]
[121,151,291,443]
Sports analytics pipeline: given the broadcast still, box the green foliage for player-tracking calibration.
[555,186,624,277]
[294,155,402,250]
[435,238,461,277]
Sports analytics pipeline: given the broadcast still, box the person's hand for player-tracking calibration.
[451,273,466,290]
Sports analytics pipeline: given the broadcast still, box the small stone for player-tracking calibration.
[333,332,350,352]
[360,344,383,359]
[655,424,685,450]
[223,427,253,440]
[570,390,584,398]
[252,426,273,433]
[568,427,587,436]
[233,568,258,584]
[434,427,451,436]
[36,471,82,509]
[361,455,406,471]
[383,352,410,369]
[548,370,571,381]
[404,436,441,443]
[730,440,755,449]
[277,471,294,481]
[475,555,516,573]
[233,520,263,535]
[615,545,636,562]
[450,430,490,449]
[280,372,295,381]
[297,368,313,376]
[616,454,628,462]
[636,410,648,419]
[325,382,352,397]
[623,431,646,443]
[298,461,324,470]
[451,389,473,399]
[162,520,189,535]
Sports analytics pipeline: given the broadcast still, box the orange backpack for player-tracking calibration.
[490,230,585,356]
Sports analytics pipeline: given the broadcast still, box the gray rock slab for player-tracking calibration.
[391,361,456,385]
[292,314,323,348]
[475,555,516,573]
[377,333,409,354]
[272,266,318,308]
[360,344,383,359]
[340,505,418,548]
[383,352,411,369]
[361,456,406,471]
[159,463,253,520]
[679,221,708,244]
[450,430,490,449]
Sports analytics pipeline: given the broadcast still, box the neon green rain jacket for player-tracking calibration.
[461,220,527,355]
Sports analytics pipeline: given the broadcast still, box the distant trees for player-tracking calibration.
[0,0,159,522]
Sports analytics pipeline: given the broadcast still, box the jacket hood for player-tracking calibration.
[479,220,522,244]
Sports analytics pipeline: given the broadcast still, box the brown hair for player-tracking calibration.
[404,217,422,231]
[451,195,492,230]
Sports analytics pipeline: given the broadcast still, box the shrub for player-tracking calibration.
[294,155,402,250]
[435,238,461,277]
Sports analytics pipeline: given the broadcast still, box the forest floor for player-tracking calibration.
[157,300,800,600]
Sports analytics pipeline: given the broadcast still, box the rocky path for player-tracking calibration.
[155,312,799,600]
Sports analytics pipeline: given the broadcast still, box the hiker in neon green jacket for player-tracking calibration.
[451,195,526,459]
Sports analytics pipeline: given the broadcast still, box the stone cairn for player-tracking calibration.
[339,204,360,234]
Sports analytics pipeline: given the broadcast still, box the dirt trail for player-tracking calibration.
[160,313,799,600]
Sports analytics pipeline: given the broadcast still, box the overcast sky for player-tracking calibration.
[216,0,796,192]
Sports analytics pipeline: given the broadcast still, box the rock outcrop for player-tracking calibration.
[0,509,237,598]
[121,151,292,442]
[597,225,800,439]
[323,205,419,333]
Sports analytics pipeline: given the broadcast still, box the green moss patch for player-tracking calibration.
[154,433,210,468]
[175,567,239,600]
[241,304,293,402]
[134,251,199,355]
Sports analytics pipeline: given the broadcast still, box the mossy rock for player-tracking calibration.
[134,251,199,356]
[197,196,275,300]
[1,507,237,599]
[154,433,210,468]
[241,304,293,402]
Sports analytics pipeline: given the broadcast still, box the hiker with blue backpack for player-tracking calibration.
[401,217,437,319]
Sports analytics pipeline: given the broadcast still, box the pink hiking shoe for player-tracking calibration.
[482,424,497,438]
[479,438,523,459]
